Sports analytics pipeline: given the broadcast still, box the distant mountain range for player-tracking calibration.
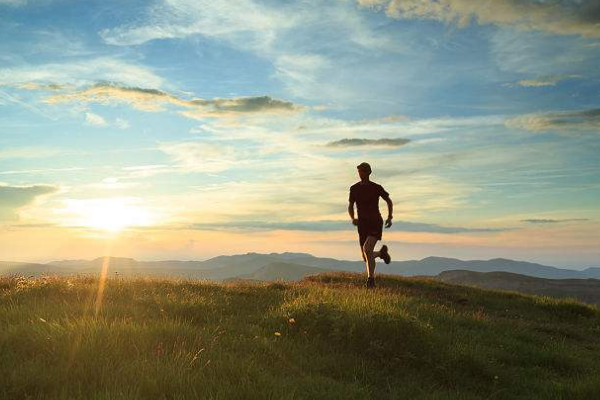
[1,252,599,281]
[3,252,600,307]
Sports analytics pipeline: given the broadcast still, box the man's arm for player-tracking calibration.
[348,187,357,224]
[385,197,393,220]
[384,197,393,228]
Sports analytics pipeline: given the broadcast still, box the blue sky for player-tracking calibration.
[1,0,599,267]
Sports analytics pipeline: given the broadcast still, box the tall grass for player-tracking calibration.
[1,272,599,400]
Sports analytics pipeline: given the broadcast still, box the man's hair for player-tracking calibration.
[356,162,371,174]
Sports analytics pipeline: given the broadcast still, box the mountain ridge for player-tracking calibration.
[2,253,599,280]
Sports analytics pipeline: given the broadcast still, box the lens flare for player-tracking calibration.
[56,197,154,233]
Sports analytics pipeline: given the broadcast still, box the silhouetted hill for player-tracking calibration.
[0,261,50,275]
[2,252,599,280]
[435,270,600,307]
[235,261,329,281]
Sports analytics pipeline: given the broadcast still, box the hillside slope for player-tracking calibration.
[436,270,600,307]
[0,272,599,400]
[235,261,330,281]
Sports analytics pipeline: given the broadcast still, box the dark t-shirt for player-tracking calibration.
[349,181,390,220]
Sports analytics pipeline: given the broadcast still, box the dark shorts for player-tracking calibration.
[357,215,384,249]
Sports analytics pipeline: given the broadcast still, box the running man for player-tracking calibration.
[348,162,393,288]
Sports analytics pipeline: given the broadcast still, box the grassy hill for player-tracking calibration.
[436,270,600,307]
[1,272,599,400]
[235,261,330,282]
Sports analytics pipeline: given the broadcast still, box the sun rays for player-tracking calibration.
[55,197,155,233]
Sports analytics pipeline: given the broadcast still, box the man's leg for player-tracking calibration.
[359,234,367,262]
[362,235,379,278]
[361,245,381,267]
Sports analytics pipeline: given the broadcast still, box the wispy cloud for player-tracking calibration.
[0,167,85,176]
[41,82,304,118]
[357,0,600,38]
[0,0,26,6]
[98,0,415,106]
[521,218,589,224]
[505,108,600,133]
[158,141,255,173]
[0,88,57,120]
[174,219,513,234]
[516,74,581,87]
[294,113,504,138]
[0,146,76,160]
[41,82,184,112]
[99,0,294,47]
[0,57,165,89]
[490,28,600,78]
[115,118,130,130]
[325,138,411,148]
[84,112,107,126]
[0,184,58,221]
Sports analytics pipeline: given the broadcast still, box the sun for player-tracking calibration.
[58,197,154,233]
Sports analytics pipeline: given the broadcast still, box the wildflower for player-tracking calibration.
[288,318,296,324]
[274,332,282,336]
[155,342,164,357]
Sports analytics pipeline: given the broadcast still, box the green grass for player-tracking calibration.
[1,272,599,400]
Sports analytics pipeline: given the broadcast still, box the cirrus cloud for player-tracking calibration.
[325,137,411,148]
[521,218,589,224]
[357,0,600,38]
[517,74,581,87]
[182,219,512,234]
[505,107,600,133]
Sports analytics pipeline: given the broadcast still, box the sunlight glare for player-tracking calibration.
[58,197,154,233]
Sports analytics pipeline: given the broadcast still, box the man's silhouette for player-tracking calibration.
[348,162,393,288]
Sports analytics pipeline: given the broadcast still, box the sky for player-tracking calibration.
[0,0,599,268]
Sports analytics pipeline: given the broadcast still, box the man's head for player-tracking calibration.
[357,162,371,180]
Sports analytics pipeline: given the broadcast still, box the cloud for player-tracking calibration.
[0,167,85,176]
[15,82,66,91]
[99,0,294,47]
[357,0,600,38]
[179,96,303,119]
[505,108,600,133]
[158,141,255,173]
[325,138,411,148]
[98,0,414,106]
[41,82,304,118]
[0,57,165,89]
[0,146,72,160]
[521,218,589,224]
[42,82,183,112]
[98,0,400,52]
[0,0,26,5]
[0,184,58,221]
[517,74,580,87]
[84,112,107,126]
[115,118,130,129]
[295,113,504,137]
[392,221,513,234]
[180,219,512,234]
